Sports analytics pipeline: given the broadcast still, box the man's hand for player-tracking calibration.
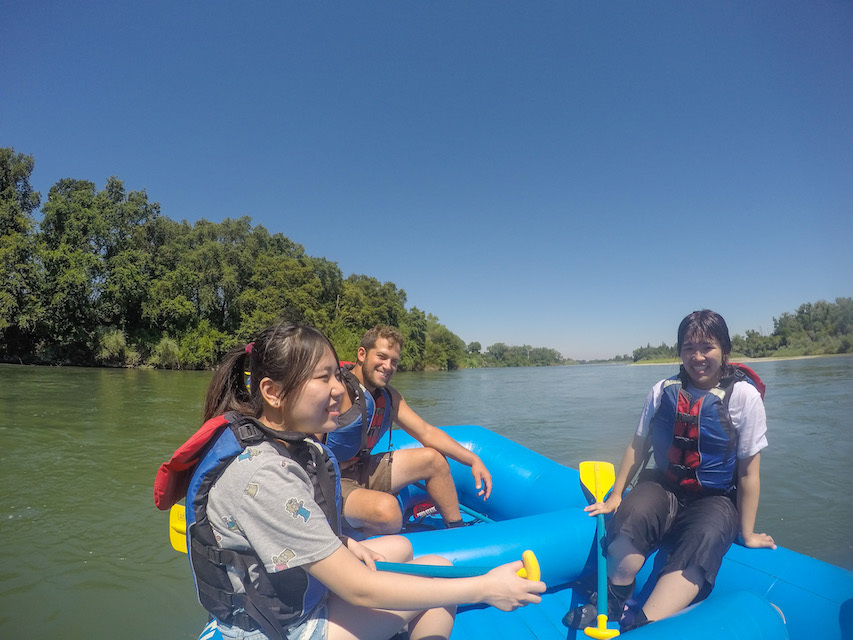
[471,458,492,499]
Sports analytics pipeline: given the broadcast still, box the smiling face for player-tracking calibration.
[680,333,725,389]
[275,346,345,434]
[357,337,400,391]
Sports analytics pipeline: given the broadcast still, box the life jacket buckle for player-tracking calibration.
[205,545,224,565]
[235,422,264,444]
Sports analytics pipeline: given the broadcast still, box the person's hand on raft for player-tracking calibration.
[482,561,546,611]
[584,494,621,517]
[742,531,777,550]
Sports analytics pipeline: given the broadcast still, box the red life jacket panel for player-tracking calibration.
[154,414,230,510]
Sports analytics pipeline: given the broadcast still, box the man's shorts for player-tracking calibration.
[605,478,738,598]
[339,452,394,504]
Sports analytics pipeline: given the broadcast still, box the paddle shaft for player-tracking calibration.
[593,462,608,619]
[375,561,492,578]
[579,460,620,638]
[595,512,607,618]
[377,549,539,581]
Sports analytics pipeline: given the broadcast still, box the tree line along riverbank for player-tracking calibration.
[2,147,570,370]
[2,148,850,370]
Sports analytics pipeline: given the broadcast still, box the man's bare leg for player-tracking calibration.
[389,447,462,524]
[343,448,463,535]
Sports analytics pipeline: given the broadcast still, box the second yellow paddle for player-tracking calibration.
[579,460,619,639]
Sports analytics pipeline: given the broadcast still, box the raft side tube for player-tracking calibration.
[404,507,596,586]
[625,590,788,640]
[390,425,591,520]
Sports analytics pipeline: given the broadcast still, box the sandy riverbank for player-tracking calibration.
[630,353,852,365]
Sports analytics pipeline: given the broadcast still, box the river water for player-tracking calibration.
[1,356,851,639]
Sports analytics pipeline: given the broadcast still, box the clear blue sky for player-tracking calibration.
[3,1,851,360]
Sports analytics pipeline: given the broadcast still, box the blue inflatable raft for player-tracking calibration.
[186,425,853,640]
[390,426,852,640]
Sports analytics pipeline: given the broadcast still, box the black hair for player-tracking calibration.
[676,309,732,363]
[202,323,339,422]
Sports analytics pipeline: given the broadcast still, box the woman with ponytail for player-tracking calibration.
[160,323,544,640]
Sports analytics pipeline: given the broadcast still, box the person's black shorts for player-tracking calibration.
[605,478,738,597]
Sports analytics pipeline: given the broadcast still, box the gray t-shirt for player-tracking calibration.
[206,439,342,609]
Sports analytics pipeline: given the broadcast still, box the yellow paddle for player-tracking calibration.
[169,503,187,553]
[168,503,540,581]
[579,461,620,639]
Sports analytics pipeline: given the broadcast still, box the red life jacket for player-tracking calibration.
[651,363,765,494]
[154,414,231,510]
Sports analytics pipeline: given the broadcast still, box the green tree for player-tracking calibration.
[141,218,196,337]
[486,342,508,363]
[179,319,235,369]
[37,178,103,362]
[95,178,161,332]
[237,254,337,338]
[632,342,677,362]
[149,336,182,369]
[337,275,407,330]
[424,314,466,370]
[399,307,427,371]
[95,327,140,367]
[0,148,42,359]
[770,298,853,356]
[327,274,408,361]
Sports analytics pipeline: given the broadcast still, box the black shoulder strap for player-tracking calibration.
[226,411,306,446]
[717,365,747,457]
[341,368,370,455]
[308,442,341,535]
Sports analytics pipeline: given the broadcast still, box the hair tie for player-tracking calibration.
[245,342,254,354]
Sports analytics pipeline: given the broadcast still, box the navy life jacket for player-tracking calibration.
[650,364,765,495]
[324,364,393,465]
[155,411,340,640]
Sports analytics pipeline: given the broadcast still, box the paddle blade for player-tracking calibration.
[579,461,616,504]
[584,613,620,639]
[169,503,188,554]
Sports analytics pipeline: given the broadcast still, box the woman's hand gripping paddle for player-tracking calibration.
[579,461,620,639]
[169,502,541,582]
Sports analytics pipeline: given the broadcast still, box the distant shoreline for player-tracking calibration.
[630,353,852,366]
